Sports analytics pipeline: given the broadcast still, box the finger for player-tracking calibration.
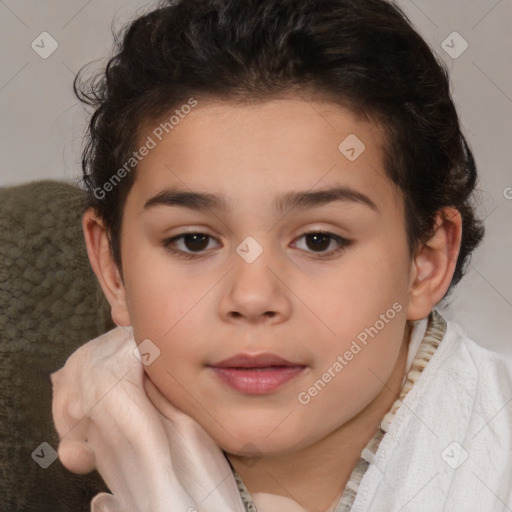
[91,492,135,512]
[51,367,90,442]
[58,439,96,474]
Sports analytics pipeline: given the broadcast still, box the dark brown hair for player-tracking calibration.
[76,0,484,293]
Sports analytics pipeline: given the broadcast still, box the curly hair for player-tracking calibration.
[76,0,484,294]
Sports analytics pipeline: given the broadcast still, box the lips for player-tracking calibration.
[208,353,306,394]
[212,353,300,368]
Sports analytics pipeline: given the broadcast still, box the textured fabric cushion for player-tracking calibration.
[0,180,114,511]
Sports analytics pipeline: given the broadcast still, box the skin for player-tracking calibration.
[83,96,462,512]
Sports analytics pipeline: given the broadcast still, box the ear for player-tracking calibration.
[82,208,131,326]
[406,207,462,321]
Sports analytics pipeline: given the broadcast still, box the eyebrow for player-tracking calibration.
[143,186,378,214]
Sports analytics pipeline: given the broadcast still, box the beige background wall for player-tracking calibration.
[1,0,511,356]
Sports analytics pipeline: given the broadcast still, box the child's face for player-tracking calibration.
[118,97,415,456]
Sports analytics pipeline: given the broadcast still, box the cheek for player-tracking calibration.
[298,245,410,340]
[122,243,215,340]
[291,244,410,407]
[135,312,212,419]
[292,308,408,449]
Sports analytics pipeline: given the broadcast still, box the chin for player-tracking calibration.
[209,421,314,458]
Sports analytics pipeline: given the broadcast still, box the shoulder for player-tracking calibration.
[417,316,512,438]
[438,318,512,389]
[394,314,512,438]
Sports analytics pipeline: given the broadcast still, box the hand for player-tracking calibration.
[51,326,245,512]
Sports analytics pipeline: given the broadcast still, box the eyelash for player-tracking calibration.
[161,231,352,260]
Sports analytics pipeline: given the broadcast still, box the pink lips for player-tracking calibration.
[208,353,306,395]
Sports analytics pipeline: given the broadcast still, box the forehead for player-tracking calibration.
[130,97,401,215]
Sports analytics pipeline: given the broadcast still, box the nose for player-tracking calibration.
[218,243,292,325]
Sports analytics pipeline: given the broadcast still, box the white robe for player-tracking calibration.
[51,316,512,512]
[350,318,512,512]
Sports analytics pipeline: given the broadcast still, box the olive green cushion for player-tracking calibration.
[0,180,113,511]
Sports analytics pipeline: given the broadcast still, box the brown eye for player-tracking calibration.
[180,233,210,251]
[305,233,331,251]
[294,231,351,257]
[162,232,220,258]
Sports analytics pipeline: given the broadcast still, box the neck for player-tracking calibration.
[226,322,412,512]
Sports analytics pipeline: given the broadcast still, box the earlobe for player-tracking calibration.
[82,208,131,326]
[406,207,462,321]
